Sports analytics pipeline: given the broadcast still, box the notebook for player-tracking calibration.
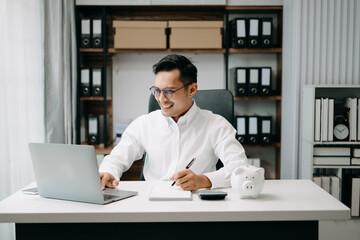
[149,184,192,201]
[28,143,137,205]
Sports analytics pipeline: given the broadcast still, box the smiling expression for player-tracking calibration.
[154,69,197,122]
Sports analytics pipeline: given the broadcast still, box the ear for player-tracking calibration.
[255,167,265,176]
[189,83,198,97]
[233,166,244,176]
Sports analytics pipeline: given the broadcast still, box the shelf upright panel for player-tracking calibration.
[102,6,108,148]
[224,9,230,90]
[75,5,81,145]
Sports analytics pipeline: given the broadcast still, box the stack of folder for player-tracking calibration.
[313,146,351,166]
[232,67,272,97]
[230,17,273,48]
[80,18,104,48]
[80,68,103,97]
[236,115,272,145]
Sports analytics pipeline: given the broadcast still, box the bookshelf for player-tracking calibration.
[225,6,283,179]
[75,5,226,156]
[75,4,284,180]
[301,85,360,216]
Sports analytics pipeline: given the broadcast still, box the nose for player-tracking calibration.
[242,181,254,192]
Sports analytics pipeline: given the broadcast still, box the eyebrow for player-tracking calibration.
[155,86,178,90]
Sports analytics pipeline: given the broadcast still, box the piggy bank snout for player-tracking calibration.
[242,180,254,191]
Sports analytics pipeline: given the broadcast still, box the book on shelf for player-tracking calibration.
[313,156,350,165]
[313,176,322,187]
[321,175,331,193]
[321,98,329,141]
[354,148,360,158]
[314,99,321,141]
[345,98,358,141]
[330,176,340,200]
[351,157,360,165]
[352,148,360,165]
[313,175,340,200]
[314,98,334,142]
[313,146,351,156]
[351,177,360,216]
[342,171,360,210]
[328,99,334,141]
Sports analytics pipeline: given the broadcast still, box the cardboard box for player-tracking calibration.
[168,21,223,49]
[113,21,167,49]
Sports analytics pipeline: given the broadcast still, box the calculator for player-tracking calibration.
[198,190,227,200]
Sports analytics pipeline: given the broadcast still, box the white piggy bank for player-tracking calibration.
[231,165,265,199]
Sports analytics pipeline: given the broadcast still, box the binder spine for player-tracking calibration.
[91,68,103,97]
[231,18,247,48]
[88,115,99,145]
[260,67,272,96]
[233,67,248,96]
[259,116,272,144]
[248,18,260,48]
[248,68,260,96]
[81,18,91,48]
[80,68,91,97]
[260,18,273,48]
[92,18,103,48]
[247,116,259,144]
[236,116,247,145]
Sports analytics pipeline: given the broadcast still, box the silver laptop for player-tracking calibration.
[28,143,137,205]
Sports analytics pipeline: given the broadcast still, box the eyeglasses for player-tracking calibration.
[149,83,190,99]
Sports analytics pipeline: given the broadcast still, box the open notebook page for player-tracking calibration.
[148,184,192,201]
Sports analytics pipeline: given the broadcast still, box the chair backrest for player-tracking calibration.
[148,89,234,126]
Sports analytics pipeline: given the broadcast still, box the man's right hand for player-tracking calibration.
[100,172,119,190]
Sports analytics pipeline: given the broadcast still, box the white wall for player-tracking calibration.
[112,53,225,124]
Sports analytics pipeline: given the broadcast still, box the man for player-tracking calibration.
[99,54,247,191]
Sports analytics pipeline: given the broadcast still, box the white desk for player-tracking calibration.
[0,180,350,240]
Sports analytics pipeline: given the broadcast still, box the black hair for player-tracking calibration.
[152,54,197,84]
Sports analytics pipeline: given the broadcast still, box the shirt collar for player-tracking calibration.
[163,100,200,127]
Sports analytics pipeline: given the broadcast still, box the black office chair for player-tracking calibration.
[148,89,234,126]
[140,89,234,180]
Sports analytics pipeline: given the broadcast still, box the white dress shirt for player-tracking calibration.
[99,101,248,188]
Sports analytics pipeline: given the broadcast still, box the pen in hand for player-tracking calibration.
[171,158,196,187]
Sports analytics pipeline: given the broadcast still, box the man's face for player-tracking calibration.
[154,69,197,122]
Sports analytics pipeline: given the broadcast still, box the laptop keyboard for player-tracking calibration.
[103,194,118,201]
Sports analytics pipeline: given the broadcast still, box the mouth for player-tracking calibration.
[160,103,174,110]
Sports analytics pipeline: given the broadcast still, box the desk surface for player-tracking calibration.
[0,180,350,223]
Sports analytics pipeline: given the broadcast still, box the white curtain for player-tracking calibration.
[0,0,44,239]
[44,0,77,144]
